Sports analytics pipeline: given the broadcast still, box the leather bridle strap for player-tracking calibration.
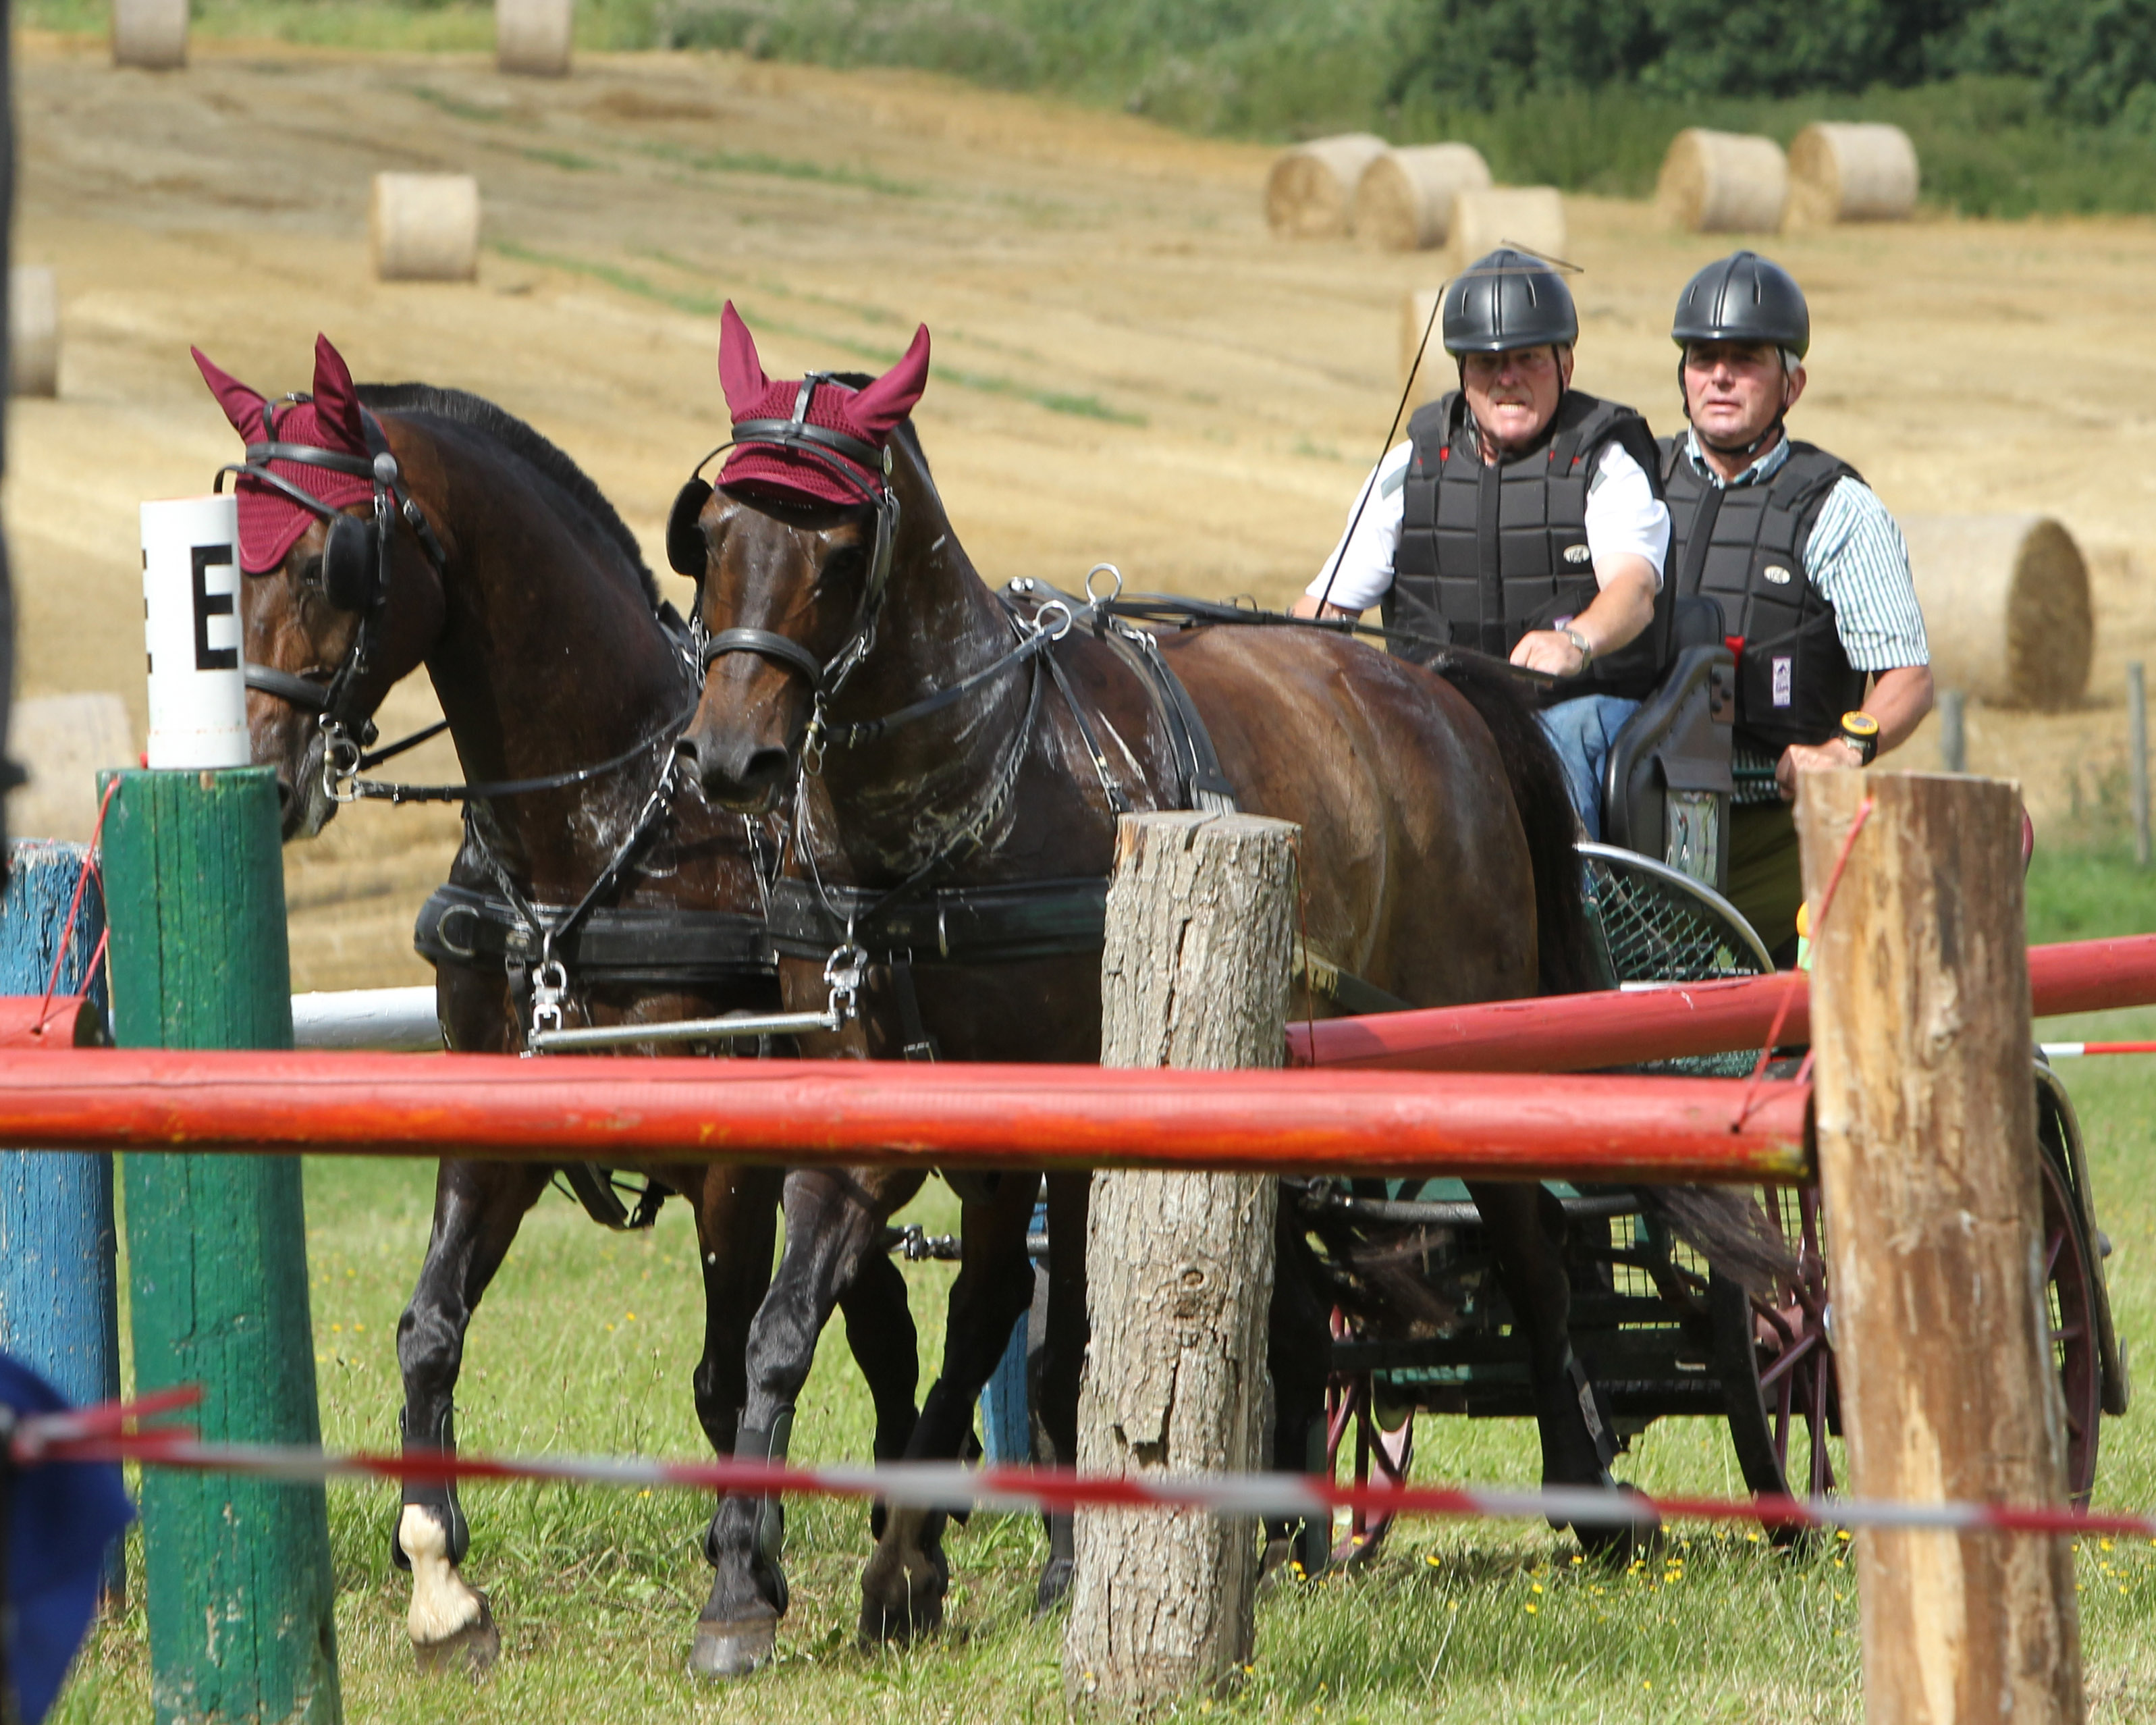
[701,627,831,693]
[244,664,330,711]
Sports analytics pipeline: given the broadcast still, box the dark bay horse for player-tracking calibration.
[666,307,1625,1672]
[198,336,925,1674]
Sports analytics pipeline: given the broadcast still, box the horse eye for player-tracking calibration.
[298,554,326,589]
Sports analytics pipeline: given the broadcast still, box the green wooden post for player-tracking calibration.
[101,766,341,1725]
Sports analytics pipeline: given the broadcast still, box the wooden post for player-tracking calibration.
[1798,770,2082,1725]
[1065,812,1295,1714]
[2128,664,2149,868]
[101,768,342,1725]
[0,843,122,1597]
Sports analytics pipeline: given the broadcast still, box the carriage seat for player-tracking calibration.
[1600,595,1736,892]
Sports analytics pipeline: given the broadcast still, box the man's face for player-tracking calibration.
[1683,340,1804,449]
[1461,345,1571,452]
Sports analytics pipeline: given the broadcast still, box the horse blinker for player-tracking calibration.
[668,478,714,579]
[323,512,379,613]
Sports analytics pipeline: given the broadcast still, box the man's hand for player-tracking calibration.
[1511,629,1589,677]
[1776,737,1863,800]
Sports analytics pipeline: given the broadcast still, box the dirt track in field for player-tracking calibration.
[10,32,2156,987]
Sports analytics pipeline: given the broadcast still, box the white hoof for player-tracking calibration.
[400,1505,491,1655]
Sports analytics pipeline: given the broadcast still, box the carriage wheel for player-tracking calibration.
[1718,1156,2101,1518]
[2039,1153,2102,1505]
[1320,1309,1414,1572]
[1715,1185,1839,1527]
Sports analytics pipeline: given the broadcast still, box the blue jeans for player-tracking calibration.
[1536,694,1641,843]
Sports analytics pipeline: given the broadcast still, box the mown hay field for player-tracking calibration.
[16,34,2156,1722]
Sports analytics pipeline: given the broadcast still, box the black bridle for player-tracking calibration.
[216,395,450,772]
[666,374,902,716]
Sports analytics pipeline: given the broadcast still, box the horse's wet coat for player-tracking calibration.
[672,309,1631,1666]
[213,336,925,1673]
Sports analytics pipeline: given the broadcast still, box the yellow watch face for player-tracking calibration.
[1841,711,1881,740]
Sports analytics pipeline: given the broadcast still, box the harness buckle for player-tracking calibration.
[821,940,867,1026]
[802,707,829,778]
[529,957,570,1043]
[321,720,364,803]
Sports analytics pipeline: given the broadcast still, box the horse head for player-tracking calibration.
[194,335,448,839]
[672,303,931,813]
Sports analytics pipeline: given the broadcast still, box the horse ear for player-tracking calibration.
[310,334,369,456]
[847,324,930,439]
[718,302,771,420]
[191,346,267,442]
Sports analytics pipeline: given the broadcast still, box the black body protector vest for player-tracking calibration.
[1385,389,1675,703]
[1659,435,1870,756]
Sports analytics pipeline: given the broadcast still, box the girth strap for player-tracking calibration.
[763,876,1110,964]
[415,882,774,985]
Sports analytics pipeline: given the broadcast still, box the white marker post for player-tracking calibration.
[141,496,248,770]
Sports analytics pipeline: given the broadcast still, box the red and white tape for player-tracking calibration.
[11,1392,2148,1543]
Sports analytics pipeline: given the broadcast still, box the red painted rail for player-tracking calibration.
[1289,932,2156,1073]
[0,1049,1812,1184]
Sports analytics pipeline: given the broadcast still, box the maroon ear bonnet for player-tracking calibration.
[715,302,929,506]
[193,333,375,573]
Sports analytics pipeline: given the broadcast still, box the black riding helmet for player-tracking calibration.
[1442,248,1578,356]
[1671,251,1809,359]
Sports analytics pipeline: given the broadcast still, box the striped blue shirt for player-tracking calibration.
[1679,430,1929,671]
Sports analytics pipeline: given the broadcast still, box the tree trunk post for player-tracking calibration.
[1798,769,2082,1725]
[1065,811,1296,1715]
[101,766,342,1725]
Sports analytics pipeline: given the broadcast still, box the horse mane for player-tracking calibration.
[356,383,660,610]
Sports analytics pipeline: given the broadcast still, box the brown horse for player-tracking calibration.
[666,307,1629,1673]
[200,336,925,1674]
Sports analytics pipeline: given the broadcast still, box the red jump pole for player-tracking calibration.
[0,1048,1812,1185]
[1289,932,2156,1073]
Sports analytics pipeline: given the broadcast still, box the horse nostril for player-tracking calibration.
[738,748,791,797]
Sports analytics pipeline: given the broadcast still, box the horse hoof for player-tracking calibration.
[1033,1556,1075,1614]
[690,1615,778,1680]
[411,1597,500,1676]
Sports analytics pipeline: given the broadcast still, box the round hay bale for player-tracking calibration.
[1351,144,1492,253]
[1399,288,1448,413]
[111,0,186,69]
[371,174,482,284]
[1266,134,1388,240]
[1784,122,1918,227]
[497,0,573,78]
[1899,514,2090,710]
[1655,129,1787,234]
[10,267,59,398]
[1449,186,1567,268]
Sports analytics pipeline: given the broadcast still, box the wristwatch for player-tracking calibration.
[1840,711,1881,766]
[1562,627,1594,668]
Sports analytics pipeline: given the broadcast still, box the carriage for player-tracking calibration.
[1301,616,2128,1568]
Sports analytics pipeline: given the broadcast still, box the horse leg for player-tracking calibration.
[692,1167,919,1680]
[1468,1180,1656,1555]
[687,1163,784,1458]
[859,1173,1039,1645]
[839,1246,923,1535]
[393,1157,551,1673]
[1029,1169,1088,1612]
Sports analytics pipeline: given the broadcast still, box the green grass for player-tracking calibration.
[43,847,2156,1719]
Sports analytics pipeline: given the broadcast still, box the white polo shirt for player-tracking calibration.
[1305,433,1671,616]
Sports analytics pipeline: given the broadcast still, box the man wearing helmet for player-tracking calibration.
[1663,251,1933,959]
[1292,247,1674,840]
